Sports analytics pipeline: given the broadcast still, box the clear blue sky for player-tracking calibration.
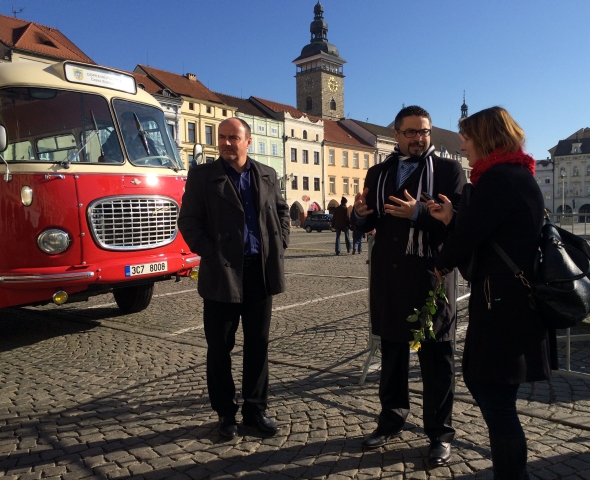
[5,0,589,160]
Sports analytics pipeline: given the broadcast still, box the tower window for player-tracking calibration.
[303,130,308,140]
[330,99,336,111]
[306,96,312,111]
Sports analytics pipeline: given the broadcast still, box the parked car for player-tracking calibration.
[303,214,334,233]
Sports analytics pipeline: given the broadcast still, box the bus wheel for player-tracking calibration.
[113,283,154,313]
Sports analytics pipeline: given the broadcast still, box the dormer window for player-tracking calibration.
[572,142,582,154]
[162,89,171,97]
[303,130,308,140]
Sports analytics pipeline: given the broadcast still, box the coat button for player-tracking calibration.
[275,230,279,235]
[225,262,231,267]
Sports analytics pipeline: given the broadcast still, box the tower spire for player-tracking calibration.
[461,91,468,119]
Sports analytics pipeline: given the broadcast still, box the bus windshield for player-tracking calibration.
[0,87,183,171]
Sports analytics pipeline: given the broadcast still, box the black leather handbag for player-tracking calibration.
[490,218,590,329]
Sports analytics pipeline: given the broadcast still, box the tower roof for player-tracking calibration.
[293,2,345,63]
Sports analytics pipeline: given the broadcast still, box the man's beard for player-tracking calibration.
[407,141,425,160]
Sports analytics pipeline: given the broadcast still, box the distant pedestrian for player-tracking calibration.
[178,118,290,439]
[351,223,365,254]
[332,197,351,255]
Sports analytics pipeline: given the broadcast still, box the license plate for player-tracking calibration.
[125,261,168,277]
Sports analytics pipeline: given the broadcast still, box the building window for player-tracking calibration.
[206,157,215,164]
[343,178,349,195]
[167,123,175,141]
[248,143,253,153]
[303,130,308,140]
[546,192,551,200]
[205,125,213,145]
[291,148,297,162]
[188,154,194,168]
[259,142,266,154]
[329,149,335,165]
[329,176,336,194]
[302,150,309,164]
[316,134,319,141]
[306,96,312,111]
[353,153,359,168]
[258,125,265,133]
[330,99,336,110]
[222,109,227,116]
[303,176,309,190]
[271,127,278,135]
[272,144,278,156]
[291,129,295,137]
[573,166,580,176]
[291,175,298,190]
[342,151,348,167]
[314,151,320,165]
[545,177,550,184]
[188,122,196,143]
[353,178,360,194]
[189,103,194,110]
[364,154,369,169]
[314,177,320,191]
[206,106,211,114]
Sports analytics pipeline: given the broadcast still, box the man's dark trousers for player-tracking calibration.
[203,259,272,418]
[379,338,455,442]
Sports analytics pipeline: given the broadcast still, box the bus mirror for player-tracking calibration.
[193,144,204,165]
[0,125,6,152]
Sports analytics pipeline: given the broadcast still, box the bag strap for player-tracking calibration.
[489,240,533,292]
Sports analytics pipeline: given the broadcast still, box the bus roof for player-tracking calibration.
[0,61,160,108]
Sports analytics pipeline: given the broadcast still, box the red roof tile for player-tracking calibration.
[130,72,170,96]
[252,96,322,123]
[0,13,93,63]
[136,65,224,104]
[214,93,272,118]
[324,119,373,148]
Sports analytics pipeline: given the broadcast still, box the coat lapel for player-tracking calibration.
[209,158,243,211]
[250,159,274,213]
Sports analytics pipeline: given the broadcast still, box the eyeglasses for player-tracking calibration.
[398,129,431,138]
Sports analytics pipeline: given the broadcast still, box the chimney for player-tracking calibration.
[186,73,197,81]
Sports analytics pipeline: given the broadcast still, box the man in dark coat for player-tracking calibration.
[332,196,351,255]
[178,118,290,438]
[352,106,466,465]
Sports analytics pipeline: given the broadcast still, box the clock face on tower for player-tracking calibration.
[328,76,338,92]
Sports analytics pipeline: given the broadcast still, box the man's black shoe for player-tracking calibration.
[218,416,238,438]
[428,440,452,466]
[243,412,279,436]
[361,426,402,448]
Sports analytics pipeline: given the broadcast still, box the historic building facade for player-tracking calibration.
[535,158,554,212]
[134,65,233,169]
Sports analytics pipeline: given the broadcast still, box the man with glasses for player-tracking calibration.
[352,106,466,466]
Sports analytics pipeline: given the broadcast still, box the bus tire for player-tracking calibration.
[113,283,154,313]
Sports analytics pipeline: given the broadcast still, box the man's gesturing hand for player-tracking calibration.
[384,190,417,218]
[354,188,374,217]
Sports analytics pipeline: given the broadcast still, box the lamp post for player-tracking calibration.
[561,172,566,224]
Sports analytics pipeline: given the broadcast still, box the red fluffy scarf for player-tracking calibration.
[470,147,535,186]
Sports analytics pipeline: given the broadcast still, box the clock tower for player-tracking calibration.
[293,2,346,120]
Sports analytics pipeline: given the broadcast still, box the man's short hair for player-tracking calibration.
[341,196,347,205]
[393,105,432,131]
[222,117,251,138]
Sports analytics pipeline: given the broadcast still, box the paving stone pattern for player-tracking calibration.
[1,229,590,479]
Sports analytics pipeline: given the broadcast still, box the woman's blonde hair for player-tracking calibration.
[459,106,525,157]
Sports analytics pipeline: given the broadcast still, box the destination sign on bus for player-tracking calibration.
[64,62,136,95]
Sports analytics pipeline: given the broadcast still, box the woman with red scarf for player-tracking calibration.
[427,107,554,480]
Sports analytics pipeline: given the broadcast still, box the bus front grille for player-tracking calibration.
[87,196,179,250]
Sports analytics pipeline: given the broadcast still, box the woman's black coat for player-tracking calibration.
[436,163,554,384]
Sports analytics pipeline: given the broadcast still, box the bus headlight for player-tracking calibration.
[37,229,70,254]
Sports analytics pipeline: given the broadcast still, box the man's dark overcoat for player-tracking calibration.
[353,153,466,342]
[177,157,290,303]
[435,163,554,384]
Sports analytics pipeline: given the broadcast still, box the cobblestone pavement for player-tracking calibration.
[2,229,590,479]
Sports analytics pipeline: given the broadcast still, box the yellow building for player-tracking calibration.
[323,119,375,213]
[134,65,234,169]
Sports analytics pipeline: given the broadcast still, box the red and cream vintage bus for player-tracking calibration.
[0,61,199,313]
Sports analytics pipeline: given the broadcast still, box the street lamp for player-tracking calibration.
[561,172,565,224]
